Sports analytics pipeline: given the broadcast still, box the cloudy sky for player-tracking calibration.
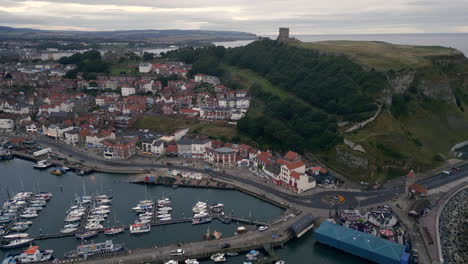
[0,0,467,34]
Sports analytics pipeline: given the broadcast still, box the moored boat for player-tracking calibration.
[75,231,98,239]
[50,169,62,176]
[0,238,34,249]
[1,245,53,264]
[33,160,52,169]
[104,227,124,235]
[192,217,212,225]
[129,224,150,234]
[64,240,124,258]
[3,233,29,239]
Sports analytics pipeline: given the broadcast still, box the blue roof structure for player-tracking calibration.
[314,221,407,264]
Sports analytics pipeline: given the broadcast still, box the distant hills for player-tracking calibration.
[0,26,257,42]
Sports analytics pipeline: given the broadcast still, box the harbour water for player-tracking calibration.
[0,159,369,263]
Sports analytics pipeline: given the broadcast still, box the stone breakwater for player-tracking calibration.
[440,188,468,263]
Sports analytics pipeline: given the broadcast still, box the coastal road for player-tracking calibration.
[28,138,468,210]
[36,138,405,209]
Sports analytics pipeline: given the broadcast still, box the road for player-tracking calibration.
[35,138,468,210]
[4,133,466,210]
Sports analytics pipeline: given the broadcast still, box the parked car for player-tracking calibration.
[452,167,461,171]
[221,243,230,249]
[442,170,451,175]
[258,226,268,232]
[170,249,185,256]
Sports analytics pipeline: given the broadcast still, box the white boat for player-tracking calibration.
[139,212,153,217]
[193,212,209,218]
[20,212,38,218]
[0,238,34,248]
[85,223,103,230]
[134,219,151,225]
[139,216,153,220]
[165,261,178,264]
[3,233,29,239]
[158,206,172,211]
[64,223,80,228]
[159,217,172,221]
[96,199,112,204]
[157,214,171,218]
[2,245,53,263]
[185,259,199,264]
[210,253,226,262]
[60,227,78,233]
[104,227,124,235]
[33,160,52,169]
[65,216,81,222]
[15,221,32,226]
[11,224,30,232]
[129,224,150,234]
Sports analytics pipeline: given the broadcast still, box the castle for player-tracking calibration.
[276,27,300,43]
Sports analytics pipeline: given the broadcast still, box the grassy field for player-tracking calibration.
[300,41,463,71]
[134,114,238,140]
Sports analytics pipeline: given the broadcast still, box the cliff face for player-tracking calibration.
[385,55,467,105]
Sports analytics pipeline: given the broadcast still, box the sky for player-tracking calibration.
[0,0,467,34]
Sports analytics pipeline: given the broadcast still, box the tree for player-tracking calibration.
[143,52,155,61]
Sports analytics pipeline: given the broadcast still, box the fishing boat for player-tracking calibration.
[64,240,124,258]
[192,217,212,225]
[0,149,13,161]
[1,245,53,264]
[33,160,52,169]
[0,238,34,249]
[3,233,29,239]
[129,224,150,234]
[75,231,98,239]
[104,227,124,235]
[213,231,222,240]
[49,169,62,176]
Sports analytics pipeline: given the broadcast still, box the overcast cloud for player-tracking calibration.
[0,0,467,34]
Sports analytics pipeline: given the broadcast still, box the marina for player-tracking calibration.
[0,158,368,264]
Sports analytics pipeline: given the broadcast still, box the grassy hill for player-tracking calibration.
[300,41,463,71]
[300,40,468,182]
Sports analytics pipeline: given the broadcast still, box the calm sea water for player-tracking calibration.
[215,33,468,56]
[0,159,369,263]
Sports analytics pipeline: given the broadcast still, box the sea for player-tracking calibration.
[214,33,468,56]
[0,159,369,263]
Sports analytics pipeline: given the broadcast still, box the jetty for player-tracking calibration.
[44,212,314,264]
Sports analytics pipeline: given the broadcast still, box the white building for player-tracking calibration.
[142,140,165,156]
[64,129,80,145]
[121,87,136,97]
[139,63,152,73]
[0,119,14,132]
[43,124,74,140]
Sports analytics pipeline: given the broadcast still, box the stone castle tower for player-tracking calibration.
[277,28,290,42]
[276,27,300,43]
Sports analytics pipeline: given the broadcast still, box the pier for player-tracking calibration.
[44,212,304,264]
[12,151,93,175]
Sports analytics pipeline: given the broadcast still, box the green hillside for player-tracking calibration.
[300,41,463,71]
[164,39,468,183]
